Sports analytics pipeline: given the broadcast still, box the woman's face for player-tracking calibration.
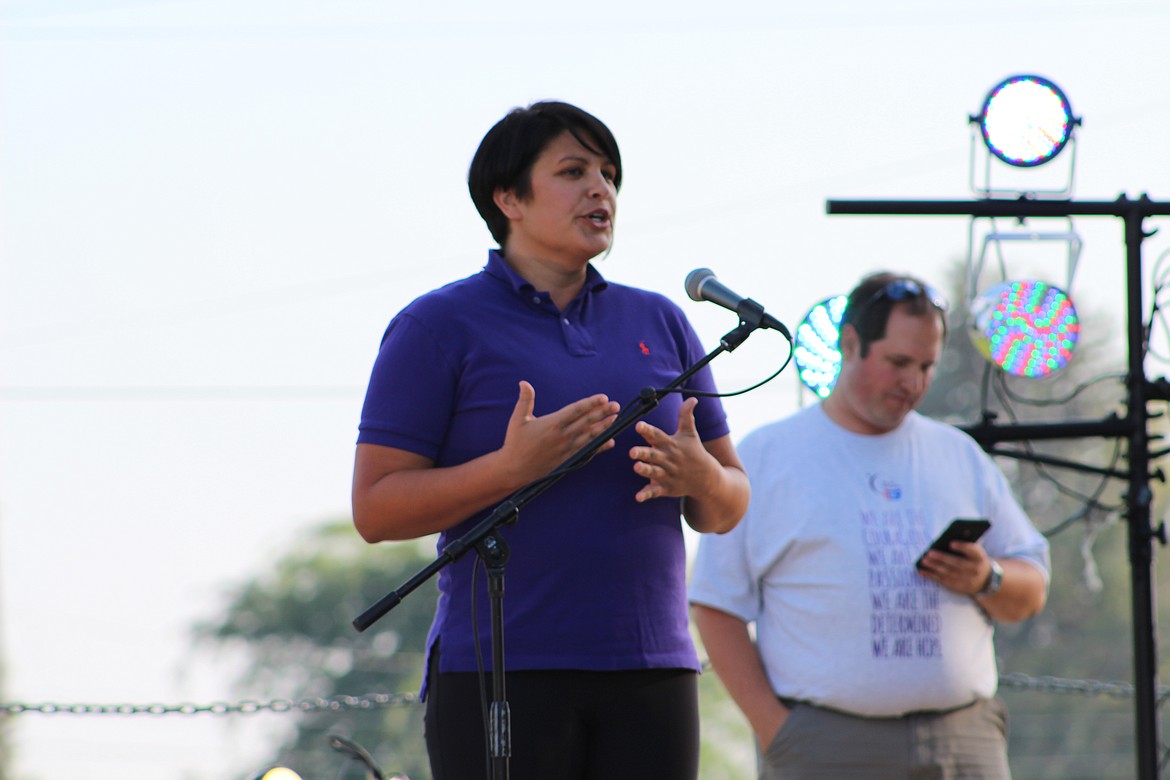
[496,130,618,269]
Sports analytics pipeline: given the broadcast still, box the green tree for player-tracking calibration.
[196,521,438,779]
[201,521,761,780]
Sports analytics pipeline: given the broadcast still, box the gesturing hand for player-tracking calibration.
[629,397,718,503]
[500,381,620,486]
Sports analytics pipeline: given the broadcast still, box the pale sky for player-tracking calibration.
[3,1,1170,777]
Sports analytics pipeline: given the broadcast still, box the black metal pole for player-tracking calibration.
[476,532,511,780]
[827,193,1170,780]
[1122,200,1160,780]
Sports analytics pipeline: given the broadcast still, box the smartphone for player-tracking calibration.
[915,518,991,570]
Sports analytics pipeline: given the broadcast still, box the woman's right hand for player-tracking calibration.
[499,381,620,485]
[353,381,619,542]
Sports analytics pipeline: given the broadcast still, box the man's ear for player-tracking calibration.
[838,324,860,362]
[493,187,522,221]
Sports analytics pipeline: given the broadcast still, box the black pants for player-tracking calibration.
[424,660,700,780]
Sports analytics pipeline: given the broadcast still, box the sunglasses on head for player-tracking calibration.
[849,278,949,323]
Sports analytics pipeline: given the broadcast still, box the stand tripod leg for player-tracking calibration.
[476,532,511,780]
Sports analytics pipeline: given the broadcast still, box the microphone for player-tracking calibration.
[685,268,791,339]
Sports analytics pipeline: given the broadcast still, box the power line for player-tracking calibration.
[0,385,362,402]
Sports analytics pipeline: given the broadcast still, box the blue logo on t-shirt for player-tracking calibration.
[868,473,903,500]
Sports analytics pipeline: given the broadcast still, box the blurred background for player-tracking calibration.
[3,1,1170,777]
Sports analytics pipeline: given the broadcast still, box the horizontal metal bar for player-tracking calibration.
[826,195,1170,219]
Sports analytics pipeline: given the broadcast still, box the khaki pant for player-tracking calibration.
[760,698,1010,780]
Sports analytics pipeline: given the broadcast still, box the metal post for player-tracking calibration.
[1123,198,1160,780]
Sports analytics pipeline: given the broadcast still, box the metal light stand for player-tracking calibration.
[827,193,1170,780]
[353,305,770,780]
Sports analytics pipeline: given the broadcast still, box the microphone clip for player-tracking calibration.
[719,314,762,352]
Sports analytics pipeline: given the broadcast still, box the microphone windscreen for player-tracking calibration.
[685,268,715,302]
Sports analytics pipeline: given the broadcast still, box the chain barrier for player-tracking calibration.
[998,671,1170,700]
[2,673,1167,718]
[0,691,418,717]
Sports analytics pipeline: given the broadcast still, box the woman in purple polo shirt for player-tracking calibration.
[353,101,749,780]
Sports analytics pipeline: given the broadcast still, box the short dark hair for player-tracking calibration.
[840,272,948,357]
[468,101,623,246]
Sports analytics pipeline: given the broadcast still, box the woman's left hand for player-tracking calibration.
[629,398,719,503]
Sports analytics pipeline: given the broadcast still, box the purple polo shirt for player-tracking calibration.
[358,250,729,687]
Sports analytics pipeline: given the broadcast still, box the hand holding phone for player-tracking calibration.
[915,518,990,571]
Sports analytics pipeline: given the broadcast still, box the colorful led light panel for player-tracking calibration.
[969,280,1079,378]
[981,75,1073,167]
[794,295,848,398]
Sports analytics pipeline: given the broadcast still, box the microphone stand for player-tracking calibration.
[352,313,767,780]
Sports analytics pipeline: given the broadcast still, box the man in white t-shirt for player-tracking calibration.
[690,272,1050,780]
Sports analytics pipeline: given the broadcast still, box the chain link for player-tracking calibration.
[999,671,1170,702]
[0,691,419,717]
[3,675,1168,718]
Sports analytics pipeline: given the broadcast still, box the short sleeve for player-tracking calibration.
[357,312,459,458]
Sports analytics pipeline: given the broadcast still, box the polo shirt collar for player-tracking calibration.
[484,249,609,300]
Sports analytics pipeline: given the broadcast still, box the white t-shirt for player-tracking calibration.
[689,405,1050,717]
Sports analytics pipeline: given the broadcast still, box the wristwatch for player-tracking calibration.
[978,559,1003,597]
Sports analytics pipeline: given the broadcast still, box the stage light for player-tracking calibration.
[250,768,303,780]
[968,280,1079,378]
[975,74,1076,168]
[793,295,847,398]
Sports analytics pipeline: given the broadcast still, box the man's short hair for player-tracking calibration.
[840,272,949,357]
[468,101,623,246]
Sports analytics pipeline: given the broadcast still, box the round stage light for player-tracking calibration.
[251,769,303,780]
[978,75,1075,167]
[969,280,1079,378]
[793,295,847,398]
